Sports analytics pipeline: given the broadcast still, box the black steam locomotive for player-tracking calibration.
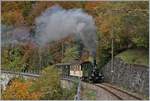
[55,60,104,83]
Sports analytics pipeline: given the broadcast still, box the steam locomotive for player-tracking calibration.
[55,60,104,83]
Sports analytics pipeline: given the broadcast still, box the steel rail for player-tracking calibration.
[101,83,143,100]
[95,84,123,100]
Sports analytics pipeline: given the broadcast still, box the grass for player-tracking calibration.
[121,85,149,100]
[81,87,96,100]
[116,48,149,66]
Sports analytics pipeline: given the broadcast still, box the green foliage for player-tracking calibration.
[94,2,148,67]
[1,2,149,100]
[2,46,22,71]
[2,1,148,69]
[39,48,53,67]
[117,49,149,66]
[21,2,33,17]
[132,35,149,49]
[62,45,79,63]
[1,48,10,68]
[61,84,77,100]
[30,65,78,100]
[81,88,96,100]
[31,65,62,100]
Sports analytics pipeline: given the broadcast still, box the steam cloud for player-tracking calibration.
[35,5,97,55]
[2,5,97,55]
[1,25,31,46]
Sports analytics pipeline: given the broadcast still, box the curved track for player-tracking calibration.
[95,84,123,100]
[95,83,143,100]
[101,83,143,100]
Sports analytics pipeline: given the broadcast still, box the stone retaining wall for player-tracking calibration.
[60,80,74,89]
[101,58,149,97]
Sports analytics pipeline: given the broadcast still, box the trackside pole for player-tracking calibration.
[74,77,81,100]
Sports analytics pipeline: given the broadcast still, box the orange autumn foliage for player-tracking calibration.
[2,10,25,26]
[2,80,42,100]
[85,2,98,10]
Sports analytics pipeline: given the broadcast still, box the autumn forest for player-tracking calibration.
[1,1,149,100]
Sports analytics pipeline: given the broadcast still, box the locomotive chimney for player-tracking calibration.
[93,56,96,67]
[92,51,97,68]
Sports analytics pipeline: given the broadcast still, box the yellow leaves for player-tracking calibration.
[29,92,42,100]
[31,66,62,99]
[100,22,111,33]
[2,79,42,100]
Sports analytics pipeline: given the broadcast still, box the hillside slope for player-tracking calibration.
[116,49,149,66]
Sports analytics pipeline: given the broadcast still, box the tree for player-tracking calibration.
[62,45,79,63]
[2,1,148,68]
[6,46,22,71]
[2,1,35,26]
[31,66,62,100]
[2,10,25,26]
[2,78,41,100]
[89,1,149,67]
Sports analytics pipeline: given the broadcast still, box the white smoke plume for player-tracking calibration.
[35,5,97,55]
[1,25,31,46]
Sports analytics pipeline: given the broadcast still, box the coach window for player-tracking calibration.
[77,65,80,71]
[77,65,79,71]
[75,65,77,71]
[70,66,72,71]
[76,65,78,71]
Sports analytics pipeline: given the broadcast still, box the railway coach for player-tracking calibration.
[55,61,104,83]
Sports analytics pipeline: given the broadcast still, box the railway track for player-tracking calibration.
[95,83,143,100]
[63,79,143,100]
[101,83,143,100]
[95,84,123,100]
